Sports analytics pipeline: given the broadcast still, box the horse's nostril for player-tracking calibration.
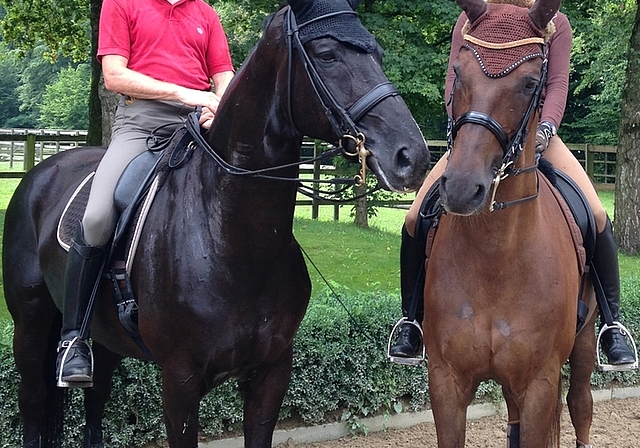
[474,184,485,203]
[395,146,411,169]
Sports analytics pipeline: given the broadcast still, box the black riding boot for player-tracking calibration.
[593,218,635,365]
[56,223,107,388]
[389,225,425,358]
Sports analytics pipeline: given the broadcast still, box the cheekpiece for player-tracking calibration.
[462,3,546,77]
[292,0,378,53]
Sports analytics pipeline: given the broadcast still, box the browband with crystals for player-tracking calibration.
[463,34,545,49]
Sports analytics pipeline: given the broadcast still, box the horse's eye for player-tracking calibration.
[524,78,539,94]
[316,51,337,63]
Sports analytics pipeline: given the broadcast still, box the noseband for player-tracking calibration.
[285,6,400,185]
[447,46,548,211]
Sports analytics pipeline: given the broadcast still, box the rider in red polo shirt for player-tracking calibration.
[56,0,235,388]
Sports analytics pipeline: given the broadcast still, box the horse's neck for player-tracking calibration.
[203,61,302,237]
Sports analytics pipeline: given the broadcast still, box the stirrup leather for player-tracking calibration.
[57,336,94,388]
[596,321,638,372]
[387,318,426,366]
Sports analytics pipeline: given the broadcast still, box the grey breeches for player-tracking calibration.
[82,98,192,246]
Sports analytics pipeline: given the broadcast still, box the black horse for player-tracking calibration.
[3,1,430,447]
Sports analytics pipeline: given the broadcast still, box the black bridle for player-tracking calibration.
[447,46,548,211]
[182,6,403,203]
[285,6,400,186]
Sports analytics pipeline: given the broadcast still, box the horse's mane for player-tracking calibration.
[262,3,288,32]
[538,157,558,187]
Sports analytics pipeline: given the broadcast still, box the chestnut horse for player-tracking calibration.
[424,0,596,446]
[2,1,430,447]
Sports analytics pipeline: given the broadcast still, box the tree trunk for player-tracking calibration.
[99,79,118,146]
[87,0,103,146]
[354,184,368,228]
[614,3,640,255]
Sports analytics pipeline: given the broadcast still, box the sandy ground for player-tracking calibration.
[289,396,640,448]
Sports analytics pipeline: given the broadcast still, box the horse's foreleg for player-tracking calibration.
[10,289,61,447]
[518,369,563,448]
[567,312,597,447]
[427,363,475,448]
[160,362,204,448]
[239,345,294,448]
[502,387,521,448]
[83,343,123,448]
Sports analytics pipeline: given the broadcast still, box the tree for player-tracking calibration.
[39,64,91,129]
[562,0,636,144]
[0,0,101,141]
[360,0,459,139]
[0,42,21,127]
[614,0,640,255]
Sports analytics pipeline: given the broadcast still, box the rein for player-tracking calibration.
[184,110,381,204]
[447,45,548,211]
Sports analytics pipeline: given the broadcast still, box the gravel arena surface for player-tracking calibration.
[288,396,640,448]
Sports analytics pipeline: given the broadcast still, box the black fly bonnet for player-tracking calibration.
[292,0,377,53]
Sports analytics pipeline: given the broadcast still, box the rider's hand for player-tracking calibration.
[178,89,221,128]
[535,121,556,158]
[199,107,215,130]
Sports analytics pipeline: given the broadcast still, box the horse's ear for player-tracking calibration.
[528,0,561,30]
[454,0,487,23]
[287,0,313,18]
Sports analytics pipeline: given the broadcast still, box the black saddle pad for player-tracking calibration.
[58,173,94,250]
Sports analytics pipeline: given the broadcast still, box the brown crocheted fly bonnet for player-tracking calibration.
[461,0,556,77]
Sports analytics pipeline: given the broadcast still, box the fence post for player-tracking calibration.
[312,140,320,219]
[25,133,36,171]
[9,129,15,168]
[586,143,595,180]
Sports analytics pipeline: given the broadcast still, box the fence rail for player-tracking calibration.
[0,129,88,177]
[0,129,618,219]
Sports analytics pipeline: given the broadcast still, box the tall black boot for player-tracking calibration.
[56,223,107,388]
[389,224,425,358]
[593,217,635,365]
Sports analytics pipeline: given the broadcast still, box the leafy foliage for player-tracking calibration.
[0,0,90,61]
[561,0,637,144]
[1,0,639,146]
[360,0,460,139]
[39,64,91,129]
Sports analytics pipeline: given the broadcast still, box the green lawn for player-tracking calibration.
[0,179,638,324]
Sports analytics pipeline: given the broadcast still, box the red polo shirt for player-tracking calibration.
[98,0,234,91]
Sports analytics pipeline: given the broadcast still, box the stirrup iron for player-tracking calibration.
[596,321,638,372]
[387,317,426,366]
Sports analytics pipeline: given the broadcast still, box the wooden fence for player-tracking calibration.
[0,129,618,219]
[0,129,88,178]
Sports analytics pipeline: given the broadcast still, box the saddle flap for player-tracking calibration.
[114,150,163,212]
[552,168,597,262]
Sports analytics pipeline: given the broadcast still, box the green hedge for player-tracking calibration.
[1,282,639,447]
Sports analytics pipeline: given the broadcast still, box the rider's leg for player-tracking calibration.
[544,136,635,364]
[405,153,448,238]
[56,222,107,388]
[592,218,635,364]
[389,154,447,358]
[57,98,193,387]
[388,224,426,357]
